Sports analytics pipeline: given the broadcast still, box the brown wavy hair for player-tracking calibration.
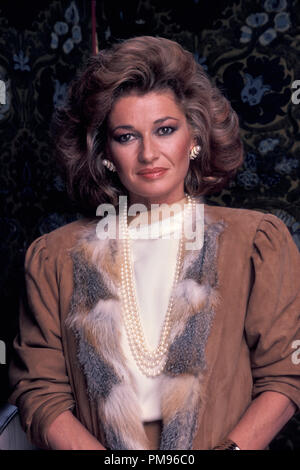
[51,36,244,214]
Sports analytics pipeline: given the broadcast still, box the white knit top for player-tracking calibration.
[120,198,188,422]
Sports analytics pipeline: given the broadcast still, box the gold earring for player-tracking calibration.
[102,159,116,172]
[189,145,201,160]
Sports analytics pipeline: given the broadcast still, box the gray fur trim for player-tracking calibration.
[70,251,116,308]
[160,411,198,450]
[105,426,128,450]
[76,330,120,400]
[68,250,121,401]
[201,221,225,288]
[165,221,226,376]
[164,312,207,375]
[185,221,225,285]
[184,241,205,283]
[160,220,225,449]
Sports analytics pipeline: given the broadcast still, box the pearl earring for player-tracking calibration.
[189,145,201,160]
[102,159,116,172]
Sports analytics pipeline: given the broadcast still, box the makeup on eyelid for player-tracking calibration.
[113,126,178,144]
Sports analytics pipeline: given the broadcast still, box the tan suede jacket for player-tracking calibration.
[8,203,300,450]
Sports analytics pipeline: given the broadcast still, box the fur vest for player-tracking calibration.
[66,206,225,450]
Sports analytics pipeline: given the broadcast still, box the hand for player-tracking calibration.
[46,410,106,450]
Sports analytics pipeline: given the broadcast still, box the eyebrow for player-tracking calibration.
[110,116,179,133]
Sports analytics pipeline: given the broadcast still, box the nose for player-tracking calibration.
[139,135,159,163]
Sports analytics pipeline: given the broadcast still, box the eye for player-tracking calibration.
[157,126,176,136]
[114,133,135,143]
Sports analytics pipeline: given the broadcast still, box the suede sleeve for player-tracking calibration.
[245,213,300,411]
[8,234,75,449]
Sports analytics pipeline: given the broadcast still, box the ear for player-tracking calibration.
[189,137,198,153]
[104,142,112,161]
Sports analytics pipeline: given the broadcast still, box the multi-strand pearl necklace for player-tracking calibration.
[119,194,195,377]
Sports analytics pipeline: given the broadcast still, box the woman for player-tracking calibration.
[9,36,300,450]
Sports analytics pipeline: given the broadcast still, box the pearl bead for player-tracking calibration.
[119,194,195,377]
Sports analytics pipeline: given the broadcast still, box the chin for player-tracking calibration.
[131,189,183,205]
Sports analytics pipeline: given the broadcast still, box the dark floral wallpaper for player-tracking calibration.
[0,0,299,449]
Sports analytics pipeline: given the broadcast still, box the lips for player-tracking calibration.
[137,168,169,180]
[137,167,168,175]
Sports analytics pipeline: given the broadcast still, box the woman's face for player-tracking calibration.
[106,90,195,207]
